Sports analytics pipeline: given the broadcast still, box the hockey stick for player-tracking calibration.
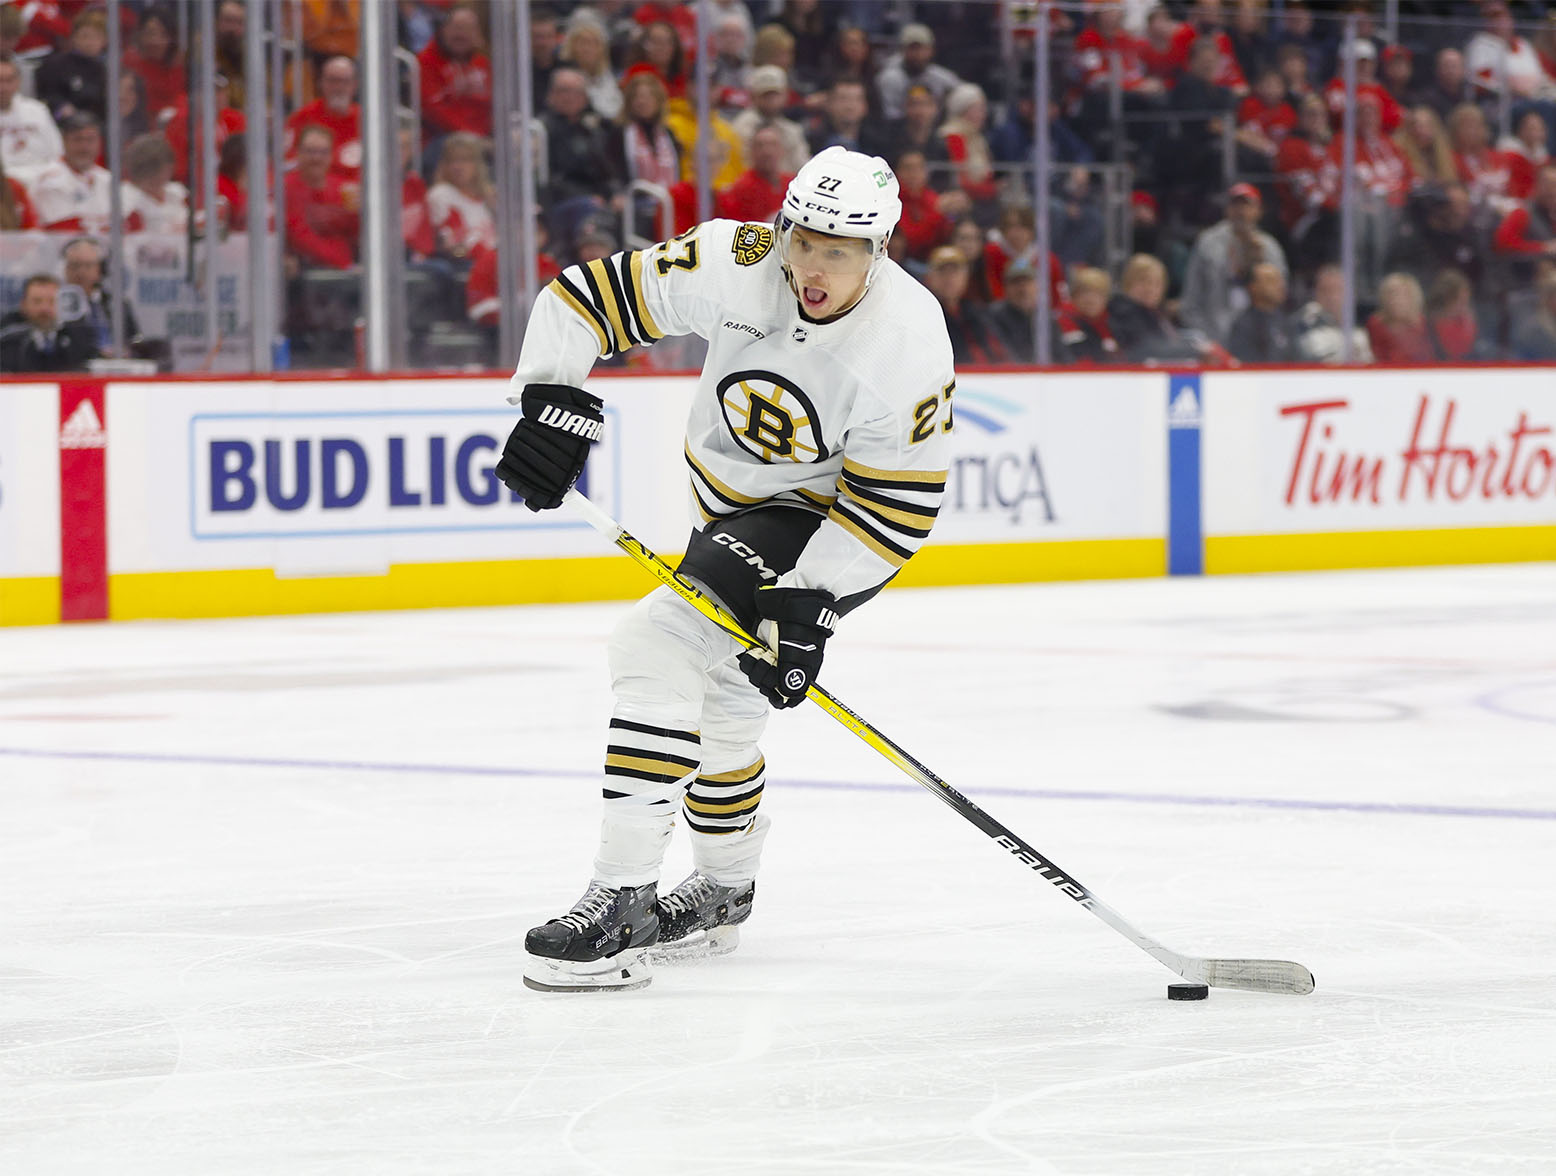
[563,489,1316,996]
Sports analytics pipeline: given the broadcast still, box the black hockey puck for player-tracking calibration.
[1168,982,1210,1001]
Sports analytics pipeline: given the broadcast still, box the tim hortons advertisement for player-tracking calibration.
[0,383,60,584]
[1203,369,1556,535]
[105,377,697,577]
[931,371,1166,543]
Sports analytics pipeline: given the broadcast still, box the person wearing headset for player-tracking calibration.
[60,236,145,359]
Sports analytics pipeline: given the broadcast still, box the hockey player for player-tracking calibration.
[498,147,955,991]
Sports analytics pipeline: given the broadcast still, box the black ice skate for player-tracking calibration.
[652,872,755,960]
[523,881,659,992]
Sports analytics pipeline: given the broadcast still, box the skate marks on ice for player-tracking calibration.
[1,969,183,1127]
[3,568,1556,1173]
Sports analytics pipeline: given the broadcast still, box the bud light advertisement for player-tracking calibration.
[189,408,613,539]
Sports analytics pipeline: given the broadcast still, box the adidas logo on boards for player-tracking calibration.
[60,398,107,449]
[1168,385,1201,428]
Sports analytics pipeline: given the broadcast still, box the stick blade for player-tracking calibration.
[1192,958,1316,995]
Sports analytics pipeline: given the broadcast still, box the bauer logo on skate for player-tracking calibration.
[189,408,615,539]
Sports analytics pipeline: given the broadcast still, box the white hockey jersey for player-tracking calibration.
[511,218,956,601]
[26,159,111,232]
[0,93,64,176]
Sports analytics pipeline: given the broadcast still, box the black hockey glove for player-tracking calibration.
[737,586,839,709]
[495,383,605,511]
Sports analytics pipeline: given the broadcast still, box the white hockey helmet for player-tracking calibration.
[778,146,902,289]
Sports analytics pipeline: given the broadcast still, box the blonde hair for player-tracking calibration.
[752,23,795,67]
[1071,267,1112,299]
[562,10,607,68]
[433,132,493,199]
[1393,106,1457,185]
[1120,253,1166,292]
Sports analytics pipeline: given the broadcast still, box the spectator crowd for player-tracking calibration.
[2,0,1554,371]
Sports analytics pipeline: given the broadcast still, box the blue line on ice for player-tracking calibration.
[4,745,1553,822]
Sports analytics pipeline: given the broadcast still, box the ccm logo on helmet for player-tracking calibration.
[803,200,843,215]
[537,405,604,441]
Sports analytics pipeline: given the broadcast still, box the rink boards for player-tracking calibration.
[1,366,1552,625]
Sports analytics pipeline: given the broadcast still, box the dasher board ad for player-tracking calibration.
[0,383,60,581]
[932,372,1166,544]
[105,378,697,576]
[105,371,1167,581]
[1203,369,1556,536]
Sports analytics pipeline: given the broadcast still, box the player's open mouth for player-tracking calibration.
[802,286,828,308]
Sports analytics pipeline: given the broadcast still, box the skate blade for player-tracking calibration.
[523,949,652,993]
[650,924,740,963]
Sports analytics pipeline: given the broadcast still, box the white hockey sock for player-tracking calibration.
[690,813,772,886]
[594,716,701,888]
[594,809,678,888]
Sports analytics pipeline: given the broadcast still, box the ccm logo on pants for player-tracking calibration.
[712,533,778,581]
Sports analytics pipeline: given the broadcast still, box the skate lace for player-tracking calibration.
[660,873,719,917]
[556,884,618,932]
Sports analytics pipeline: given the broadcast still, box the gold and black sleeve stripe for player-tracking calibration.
[581,259,636,352]
[620,250,664,344]
[547,252,666,359]
[829,458,947,569]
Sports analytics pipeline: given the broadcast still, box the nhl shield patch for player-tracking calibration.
[731,223,774,266]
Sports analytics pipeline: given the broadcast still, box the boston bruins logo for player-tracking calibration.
[731,223,774,266]
[717,370,829,464]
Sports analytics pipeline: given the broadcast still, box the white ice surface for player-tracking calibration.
[2,564,1554,1175]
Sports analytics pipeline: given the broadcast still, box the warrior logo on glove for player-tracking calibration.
[496,383,605,512]
[535,404,605,441]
